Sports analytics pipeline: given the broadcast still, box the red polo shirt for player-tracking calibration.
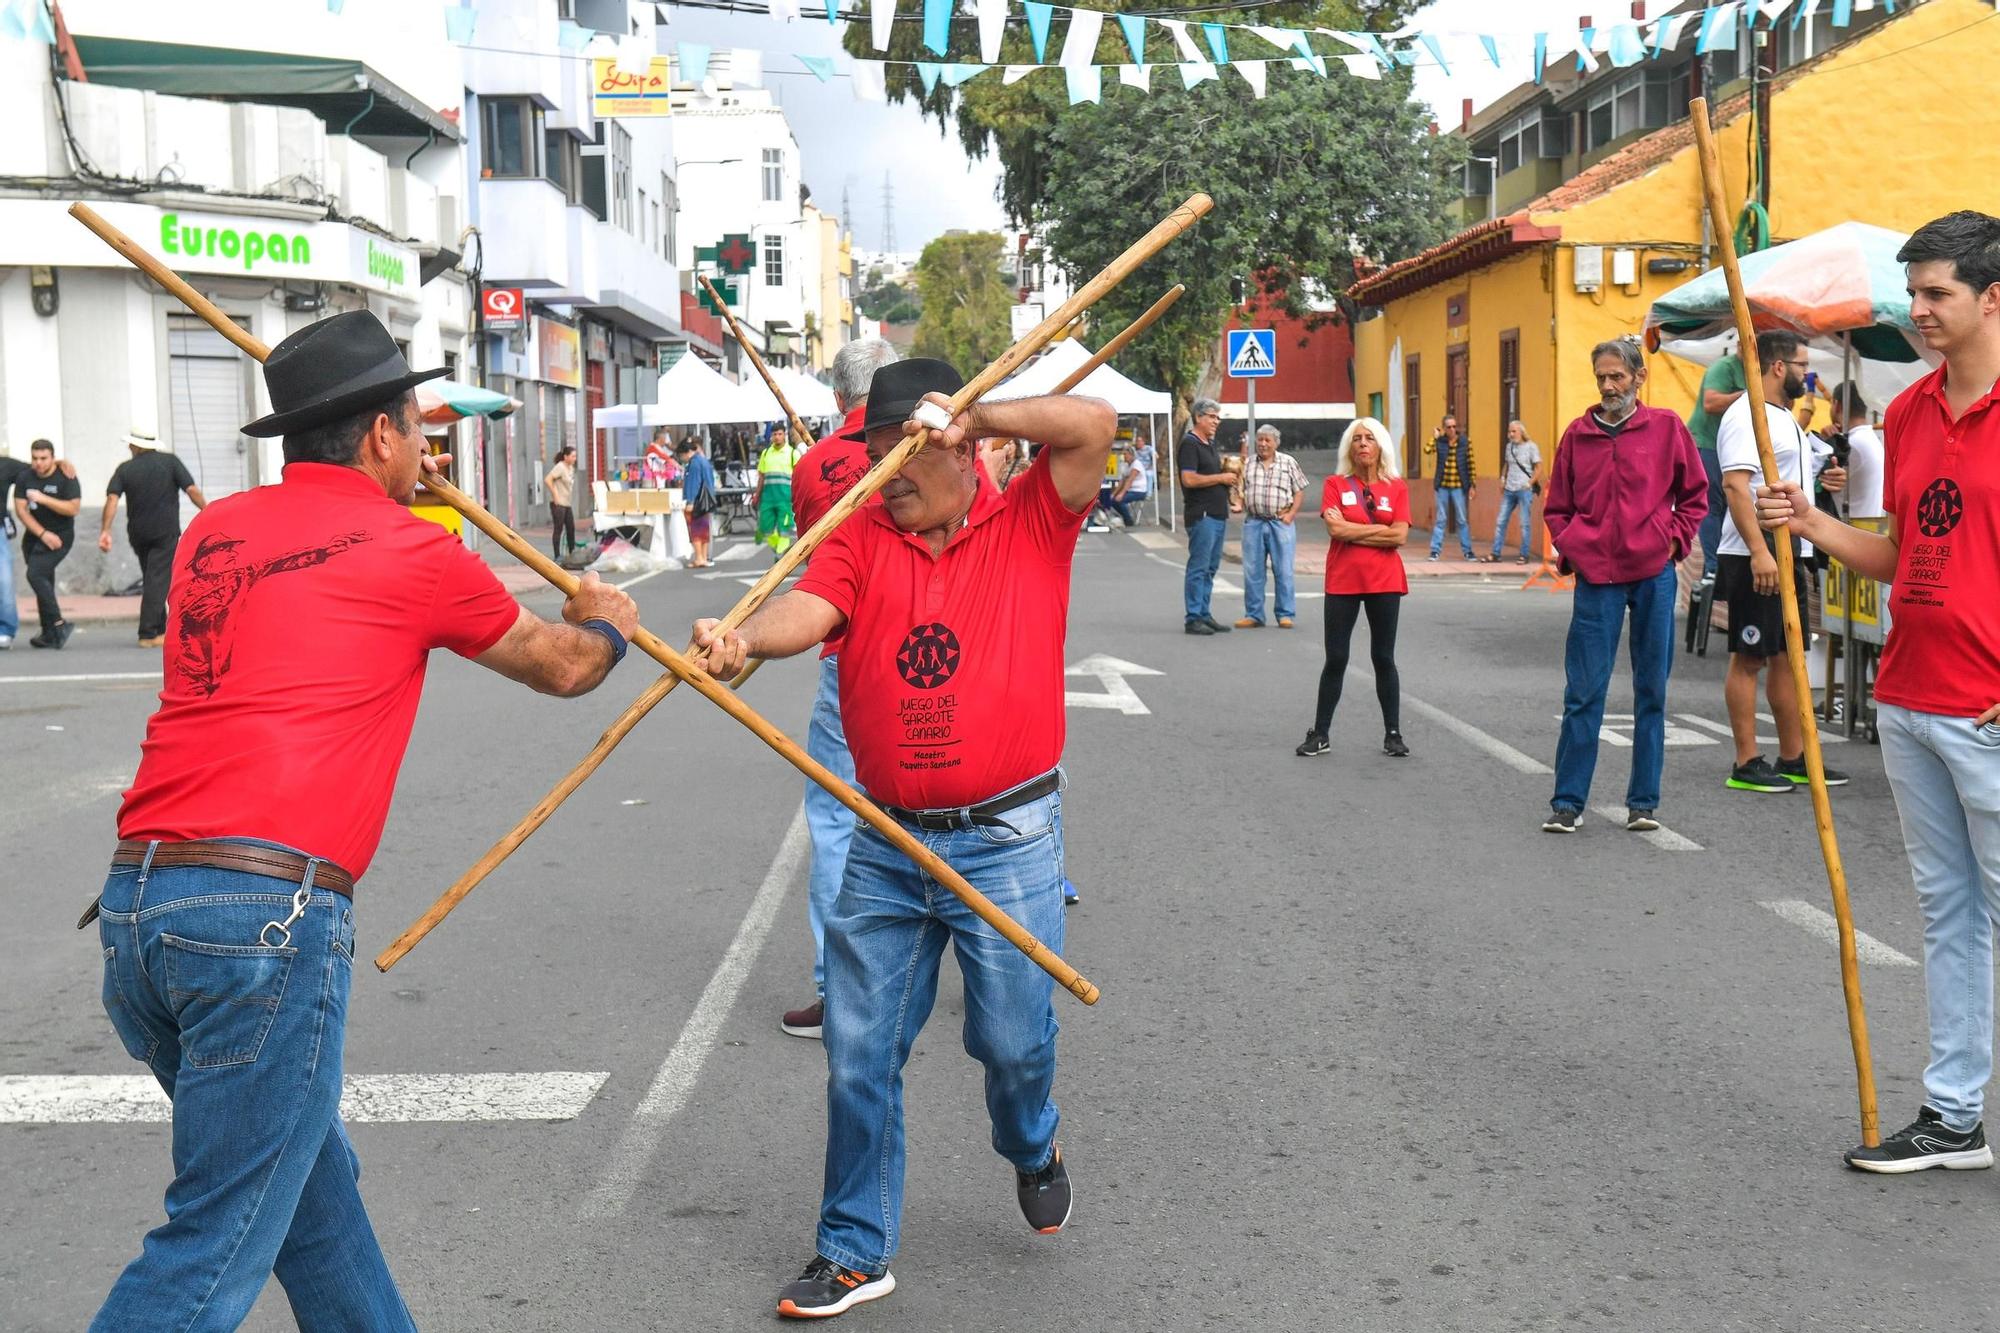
[118,464,521,879]
[1321,474,1411,596]
[795,450,1090,809]
[1876,364,2000,718]
[792,403,872,535]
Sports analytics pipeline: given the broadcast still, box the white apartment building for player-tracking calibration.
[0,0,470,588]
[464,0,696,527]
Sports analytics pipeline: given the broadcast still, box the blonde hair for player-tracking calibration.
[1336,416,1400,479]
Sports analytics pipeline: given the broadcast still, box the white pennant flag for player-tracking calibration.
[1660,12,1701,49]
[869,0,893,51]
[728,48,764,86]
[1159,18,1204,64]
[1118,62,1152,91]
[765,0,799,20]
[849,60,887,100]
[615,33,653,76]
[1339,52,1380,80]
[1288,55,1326,76]
[1759,0,1797,20]
[1003,63,1037,84]
[1059,7,1104,67]
[1235,60,1267,99]
[1248,25,1297,56]
[1178,60,1217,89]
[977,0,1007,63]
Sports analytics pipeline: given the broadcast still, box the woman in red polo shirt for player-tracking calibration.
[1297,416,1411,758]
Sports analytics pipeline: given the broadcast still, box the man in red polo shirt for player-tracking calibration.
[693,358,1114,1320]
[779,338,898,1041]
[89,311,637,1331]
[1760,210,2000,1174]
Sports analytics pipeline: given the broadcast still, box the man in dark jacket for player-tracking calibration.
[1541,338,1709,835]
[1425,415,1476,561]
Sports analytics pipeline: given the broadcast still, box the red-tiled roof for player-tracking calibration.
[1347,215,1563,306]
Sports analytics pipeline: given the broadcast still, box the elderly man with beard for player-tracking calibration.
[1541,337,1709,835]
[693,358,1113,1320]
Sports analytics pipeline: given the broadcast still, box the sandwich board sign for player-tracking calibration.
[1226,328,1276,378]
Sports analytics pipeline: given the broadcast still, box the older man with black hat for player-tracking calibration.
[85,311,638,1331]
[694,358,1115,1320]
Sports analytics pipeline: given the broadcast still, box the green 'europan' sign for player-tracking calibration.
[160,213,311,271]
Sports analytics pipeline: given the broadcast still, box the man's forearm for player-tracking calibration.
[101,498,118,530]
[1801,510,1899,582]
[969,395,1115,453]
[739,590,839,660]
[1723,476,1766,557]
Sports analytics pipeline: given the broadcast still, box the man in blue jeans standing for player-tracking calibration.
[1541,338,1708,835]
[1179,396,1235,634]
[1426,414,1477,561]
[87,312,638,1331]
[693,360,1113,1319]
[1233,423,1307,628]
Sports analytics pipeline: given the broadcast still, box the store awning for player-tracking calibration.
[72,37,459,141]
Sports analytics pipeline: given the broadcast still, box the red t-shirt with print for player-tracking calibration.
[795,450,1089,809]
[1875,365,2000,717]
[117,464,522,879]
[1320,474,1411,596]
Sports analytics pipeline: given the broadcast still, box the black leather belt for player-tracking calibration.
[879,769,1062,833]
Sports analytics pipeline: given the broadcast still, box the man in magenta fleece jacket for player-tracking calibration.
[1540,338,1710,835]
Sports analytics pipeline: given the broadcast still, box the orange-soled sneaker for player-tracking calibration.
[776,1256,894,1319]
[1016,1146,1073,1234]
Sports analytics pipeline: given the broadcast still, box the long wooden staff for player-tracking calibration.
[1691,99,1878,1145]
[383,275,1194,964]
[698,273,815,447]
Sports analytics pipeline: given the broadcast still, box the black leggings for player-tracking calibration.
[1313,592,1402,735]
[550,503,575,556]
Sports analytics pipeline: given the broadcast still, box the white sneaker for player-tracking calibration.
[0,635,12,650]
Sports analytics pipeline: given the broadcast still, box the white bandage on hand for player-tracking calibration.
[911,400,954,433]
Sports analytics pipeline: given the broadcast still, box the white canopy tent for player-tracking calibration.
[988,337,1177,529]
[592,353,784,429]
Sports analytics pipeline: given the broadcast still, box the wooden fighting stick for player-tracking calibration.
[698,273,816,448]
[66,195,1152,1005]
[1690,98,1879,1146]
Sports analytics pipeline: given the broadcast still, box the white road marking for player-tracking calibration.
[1129,530,1179,552]
[1587,807,1704,852]
[713,541,759,562]
[1139,551,1323,601]
[1759,900,1918,967]
[0,1072,609,1124]
[1676,712,1849,746]
[1065,653,1162,715]
[614,568,668,592]
[581,805,809,1218]
[0,671,162,685]
[1556,712,1720,749]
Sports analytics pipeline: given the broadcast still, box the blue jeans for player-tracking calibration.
[93,843,414,1332]
[1492,489,1535,558]
[1551,565,1676,813]
[1430,486,1472,558]
[1183,513,1226,622]
[816,785,1066,1273]
[805,653,858,997]
[1879,703,2000,1130]
[1240,516,1297,623]
[0,529,15,639]
[1697,448,1725,577]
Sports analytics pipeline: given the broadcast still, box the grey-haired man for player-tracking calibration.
[1179,396,1234,634]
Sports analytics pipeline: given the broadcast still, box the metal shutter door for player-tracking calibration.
[167,314,251,501]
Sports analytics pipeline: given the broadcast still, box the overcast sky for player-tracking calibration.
[661,0,1594,253]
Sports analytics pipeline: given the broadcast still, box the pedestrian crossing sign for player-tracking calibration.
[1226,328,1276,378]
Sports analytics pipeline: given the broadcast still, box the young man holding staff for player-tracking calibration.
[1758,211,2000,1173]
[693,359,1115,1319]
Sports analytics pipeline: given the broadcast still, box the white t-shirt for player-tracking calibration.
[1843,422,1884,519]
[1715,397,1825,558]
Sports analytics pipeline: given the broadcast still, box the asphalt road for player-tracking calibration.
[0,522,1988,1333]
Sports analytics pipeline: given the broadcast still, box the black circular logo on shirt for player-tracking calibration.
[1917,478,1964,537]
[896,622,961,689]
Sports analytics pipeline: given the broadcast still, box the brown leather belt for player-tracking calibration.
[110,839,355,898]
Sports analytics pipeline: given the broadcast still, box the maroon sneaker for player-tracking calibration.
[782,999,823,1040]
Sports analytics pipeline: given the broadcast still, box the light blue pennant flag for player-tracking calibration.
[444,5,476,44]
[1533,31,1547,84]
[915,60,942,92]
[1065,64,1102,104]
[1479,34,1501,67]
[1608,22,1645,65]
[1418,33,1449,74]
[798,54,837,81]
[1696,4,1739,54]
[1200,23,1229,64]
[942,62,987,86]
[1024,1,1054,62]
[1577,27,1596,69]
[558,20,594,50]
[678,41,711,84]
[1831,0,1853,20]
[1116,12,1147,63]
[922,0,951,57]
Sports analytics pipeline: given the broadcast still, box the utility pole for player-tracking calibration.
[880,171,896,254]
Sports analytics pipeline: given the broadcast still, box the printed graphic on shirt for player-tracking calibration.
[896,621,960,688]
[177,530,371,696]
[1916,478,1963,536]
[819,451,867,494]
[1900,476,1964,612]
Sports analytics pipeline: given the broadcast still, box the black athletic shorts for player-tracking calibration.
[1716,551,1809,658]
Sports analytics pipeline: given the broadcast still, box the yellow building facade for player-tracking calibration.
[1350,0,1999,532]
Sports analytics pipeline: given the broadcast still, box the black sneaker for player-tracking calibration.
[1727,756,1795,793]
[776,1256,895,1319]
[1017,1146,1072,1234]
[1201,615,1232,633]
[1295,731,1329,757]
[1383,731,1409,758]
[1844,1106,1993,1174]
[1777,755,1850,787]
[1184,619,1215,636]
[1626,809,1660,832]
[53,619,73,648]
[1542,808,1581,834]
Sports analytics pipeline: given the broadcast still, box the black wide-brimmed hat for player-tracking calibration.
[837,358,965,441]
[243,310,449,438]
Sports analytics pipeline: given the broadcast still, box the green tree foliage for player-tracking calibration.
[910,231,1014,373]
[1040,64,1462,419]
[857,278,922,324]
[842,2,1419,224]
